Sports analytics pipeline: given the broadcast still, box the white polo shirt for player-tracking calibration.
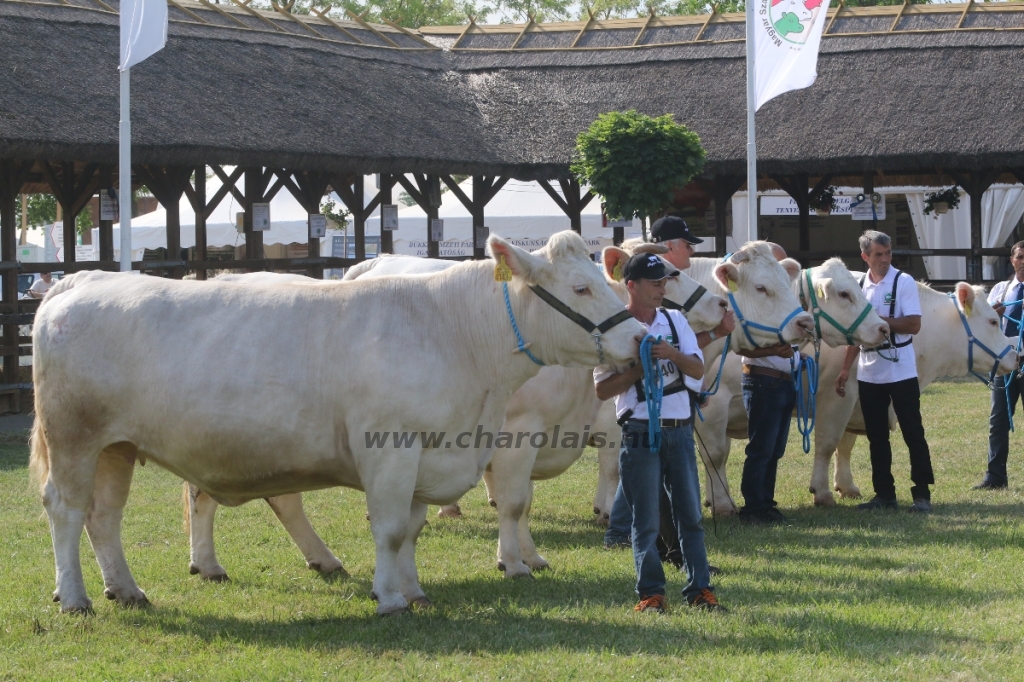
[858,265,921,384]
[742,348,801,373]
[594,308,702,421]
[988,277,1024,337]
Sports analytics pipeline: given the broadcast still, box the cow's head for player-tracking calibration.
[804,259,888,347]
[953,282,1017,377]
[488,231,642,371]
[712,241,815,350]
[601,245,727,334]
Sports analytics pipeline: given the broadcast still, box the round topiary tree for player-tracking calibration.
[571,110,706,224]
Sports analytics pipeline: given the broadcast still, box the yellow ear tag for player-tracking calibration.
[612,262,623,282]
[494,255,513,283]
[964,302,972,317]
[728,279,739,293]
[817,284,826,300]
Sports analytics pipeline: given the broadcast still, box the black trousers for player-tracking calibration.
[858,378,934,500]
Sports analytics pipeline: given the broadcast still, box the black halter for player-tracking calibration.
[525,284,635,365]
[662,285,707,313]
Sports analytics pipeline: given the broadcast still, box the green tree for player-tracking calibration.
[13,194,57,229]
[494,0,571,22]
[571,110,706,222]
[247,0,488,27]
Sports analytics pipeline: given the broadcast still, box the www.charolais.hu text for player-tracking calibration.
[364,425,614,449]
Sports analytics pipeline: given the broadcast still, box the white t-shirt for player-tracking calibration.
[988,278,1024,337]
[594,308,702,421]
[28,278,54,298]
[858,266,921,384]
[742,348,801,373]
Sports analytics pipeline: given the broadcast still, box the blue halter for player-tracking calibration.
[948,292,1013,389]
[720,253,804,349]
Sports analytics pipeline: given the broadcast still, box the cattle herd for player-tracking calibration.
[27,231,1016,616]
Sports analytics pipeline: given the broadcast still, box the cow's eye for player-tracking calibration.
[573,285,590,296]
[755,285,767,294]
[991,319,999,326]
[839,290,851,300]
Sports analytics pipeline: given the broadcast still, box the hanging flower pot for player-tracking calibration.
[814,207,831,217]
[809,185,838,217]
[932,201,949,215]
[924,187,960,216]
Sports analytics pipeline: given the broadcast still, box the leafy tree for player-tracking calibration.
[571,110,705,222]
[493,0,571,22]
[14,194,57,229]
[247,0,488,27]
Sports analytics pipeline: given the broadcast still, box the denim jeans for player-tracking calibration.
[604,476,631,546]
[619,421,710,599]
[987,373,1021,486]
[740,373,796,514]
[859,378,934,500]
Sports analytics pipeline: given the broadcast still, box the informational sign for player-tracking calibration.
[851,195,887,221]
[308,214,327,239]
[100,189,118,221]
[474,225,489,246]
[430,219,444,242]
[75,245,97,262]
[381,205,398,231]
[235,211,244,233]
[48,221,64,262]
[252,203,271,231]
[331,235,346,258]
[760,195,855,216]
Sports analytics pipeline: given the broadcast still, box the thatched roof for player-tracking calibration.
[1,0,1023,181]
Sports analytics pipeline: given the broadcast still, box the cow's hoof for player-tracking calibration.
[524,556,549,571]
[436,504,462,519]
[813,494,837,507]
[203,572,230,583]
[376,600,411,616]
[106,588,150,609]
[488,499,497,508]
[836,486,862,499]
[54,592,93,615]
[308,558,348,576]
[593,506,601,516]
[595,515,610,527]
[712,507,737,517]
[60,604,95,616]
[499,561,535,579]
[409,596,434,610]
[189,564,200,575]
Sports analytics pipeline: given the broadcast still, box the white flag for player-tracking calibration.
[753,0,831,110]
[120,0,168,71]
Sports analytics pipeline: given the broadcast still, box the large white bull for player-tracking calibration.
[697,278,1014,513]
[187,245,728,580]
[30,231,644,615]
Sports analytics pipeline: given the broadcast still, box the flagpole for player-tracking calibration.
[119,67,132,272]
[745,0,757,243]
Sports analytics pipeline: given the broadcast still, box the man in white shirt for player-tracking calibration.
[835,231,934,512]
[27,272,54,299]
[594,253,724,613]
[975,240,1024,490]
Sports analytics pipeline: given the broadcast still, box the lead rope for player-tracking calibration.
[502,281,545,366]
[792,336,820,453]
[694,334,731,422]
[640,334,665,454]
[1000,296,1024,431]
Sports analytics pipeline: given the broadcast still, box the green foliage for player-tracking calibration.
[923,186,961,215]
[320,198,352,228]
[571,110,705,221]
[247,0,489,27]
[13,194,56,229]
[494,0,571,22]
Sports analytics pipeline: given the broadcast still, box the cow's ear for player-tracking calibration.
[814,277,832,302]
[488,235,547,282]
[602,247,630,282]
[780,258,801,281]
[956,281,976,316]
[714,261,740,293]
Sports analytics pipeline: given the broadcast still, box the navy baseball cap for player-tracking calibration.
[650,215,704,245]
[623,253,681,282]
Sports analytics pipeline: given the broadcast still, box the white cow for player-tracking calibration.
[187,245,726,579]
[30,231,643,615]
[591,242,819,521]
[697,278,1015,513]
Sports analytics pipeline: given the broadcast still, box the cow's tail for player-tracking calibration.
[28,419,49,494]
[183,482,191,533]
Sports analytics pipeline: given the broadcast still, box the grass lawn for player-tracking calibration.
[1,379,1023,681]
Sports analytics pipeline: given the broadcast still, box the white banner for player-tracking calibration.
[760,194,854,216]
[754,0,831,110]
[120,0,168,71]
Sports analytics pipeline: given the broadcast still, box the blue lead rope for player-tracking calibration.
[640,334,665,454]
[695,334,731,423]
[999,297,1024,431]
[792,342,820,454]
[502,281,545,366]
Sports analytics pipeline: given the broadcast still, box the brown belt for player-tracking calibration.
[742,364,791,380]
[626,417,693,428]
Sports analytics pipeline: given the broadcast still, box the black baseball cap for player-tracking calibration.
[650,215,704,245]
[623,253,681,282]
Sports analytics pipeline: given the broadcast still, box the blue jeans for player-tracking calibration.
[740,373,796,514]
[604,449,631,546]
[619,421,710,599]
[987,373,1021,485]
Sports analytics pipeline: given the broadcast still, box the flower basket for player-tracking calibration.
[809,185,838,217]
[924,187,960,216]
[814,207,832,217]
[932,201,949,215]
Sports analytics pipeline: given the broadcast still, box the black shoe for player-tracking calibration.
[603,539,631,550]
[739,509,784,526]
[908,498,932,513]
[856,496,898,511]
[709,564,722,577]
[972,479,1007,490]
[766,508,791,524]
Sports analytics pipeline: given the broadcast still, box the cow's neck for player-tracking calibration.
[915,283,963,386]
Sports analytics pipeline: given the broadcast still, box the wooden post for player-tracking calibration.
[243,167,269,265]
[353,175,366,262]
[379,174,394,255]
[949,169,1001,284]
[710,175,745,256]
[770,173,832,265]
[277,169,333,278]
[194,166,208,280]
[0,160,31,398]
[539,178,594,242]
[864,173,876,232]
[39,162,100,266]
[472,175,487,260]
[98,166,115,262]
[424,175,440,259]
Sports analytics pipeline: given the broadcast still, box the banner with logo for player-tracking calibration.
[754,0,831,110]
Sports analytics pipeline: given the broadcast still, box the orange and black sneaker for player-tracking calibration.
[634,594,667,613]
[688,588,727,612]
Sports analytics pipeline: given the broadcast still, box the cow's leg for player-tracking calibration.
[364,459,420,615]
[41,442,99,614]
[809,427,840,507]
[593,443,619,526]
[698,431,737,516]
[483,468,497,508]
[86,448,147,608]
[833,431,862,499]
[396,500,430,607]
[492,444,539,578]
[264,494,347,576]
[187,484,229,581]
[517,481,548,572]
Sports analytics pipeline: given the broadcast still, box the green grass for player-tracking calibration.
[2,380,1023,681]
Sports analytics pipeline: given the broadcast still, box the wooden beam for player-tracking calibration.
[273,7,326,38]
[167,0,208,23]
[228,0,287,32]
[310,7,363,43]
[440,175,473,213]
[196,0,250,28]
[957,0,974,29]
[508,14,535,51]
[209,165,246,210]
[382,19,439,48]
[538,180,570,214]
[345,9,400,47]
[571,9,596,48]
[451,16,477,49]
[693,6,717,42]
[889,0,911,32]
[633,7,657,46]
[824,0,845,35]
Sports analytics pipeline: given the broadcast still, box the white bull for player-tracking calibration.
[591,242,819,521]
[30,231,643,615]
[186,244,728,579]
[697,279,1015,514]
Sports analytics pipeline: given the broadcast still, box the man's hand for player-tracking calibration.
[714,310,736,337]
[836,368,849,397]
[995,304,1007,317]
[648,338,676,361]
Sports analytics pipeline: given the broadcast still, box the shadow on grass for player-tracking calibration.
[0,439,29,471]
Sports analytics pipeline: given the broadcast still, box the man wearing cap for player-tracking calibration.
[594,252,724,613]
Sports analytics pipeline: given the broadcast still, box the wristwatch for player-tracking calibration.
[708,330,718,342]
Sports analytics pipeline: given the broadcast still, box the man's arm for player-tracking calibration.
[595,364,643,401]
[881,314,921,336]
[695,310,736,350]
[734,342,795,360]
[835,345,860,397]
